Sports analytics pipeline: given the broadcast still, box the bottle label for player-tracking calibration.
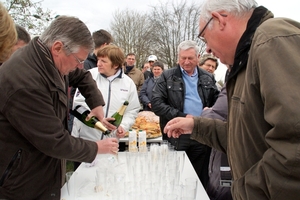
[129,130,137,152]
[138,130,147,151]
[76,106,86,115]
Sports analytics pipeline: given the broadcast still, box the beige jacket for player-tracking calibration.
[125,66,144,93]
[191,7,300,200]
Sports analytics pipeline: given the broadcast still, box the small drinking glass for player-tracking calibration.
[65,171,77,198]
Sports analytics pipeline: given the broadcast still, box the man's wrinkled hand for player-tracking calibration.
[164,117,194,138]
[96,138,119,154]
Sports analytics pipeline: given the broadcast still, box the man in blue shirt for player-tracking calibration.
[152,40,219,188]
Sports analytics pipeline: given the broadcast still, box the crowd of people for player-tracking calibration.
[1,0,300,199]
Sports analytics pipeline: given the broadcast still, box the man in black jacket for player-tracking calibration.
[84,29,113,70]
[152,40,219,188]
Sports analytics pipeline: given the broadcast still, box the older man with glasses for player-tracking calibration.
[68,29,113,132]
[164,0,300,199]
[0,16,118,199]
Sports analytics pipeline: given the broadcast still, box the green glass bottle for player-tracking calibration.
[71,105,110,135]
[110,101,129,127]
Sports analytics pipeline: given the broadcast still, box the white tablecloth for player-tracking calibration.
[61,151,209,200]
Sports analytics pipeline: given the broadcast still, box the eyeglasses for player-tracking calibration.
[198,17,213,44]
[64,45,85,65]
[197,14,227,44]
[71,52,84,65]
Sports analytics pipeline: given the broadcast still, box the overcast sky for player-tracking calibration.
[39,0,300,81]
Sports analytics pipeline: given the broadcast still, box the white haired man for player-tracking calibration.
[164,0,300,199]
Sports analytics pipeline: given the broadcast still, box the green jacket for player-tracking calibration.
[191,7,300,200]
[0,37,105,199]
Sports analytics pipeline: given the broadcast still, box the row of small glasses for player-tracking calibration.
[66,142,198,199]
[122,142,198,199]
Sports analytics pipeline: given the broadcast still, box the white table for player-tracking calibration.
[61,151,209,200]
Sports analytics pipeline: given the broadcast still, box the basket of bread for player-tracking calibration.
[126,111,162,139]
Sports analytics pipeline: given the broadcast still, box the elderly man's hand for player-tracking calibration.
[96,138,119,154]
[164,117,194,138]
[89,106,116,131]
[89,106,104,121]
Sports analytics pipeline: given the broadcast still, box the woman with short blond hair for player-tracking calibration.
[72,45,140,142]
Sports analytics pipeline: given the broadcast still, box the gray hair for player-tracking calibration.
[177,40,200,57]
[200,0,258,25]
[39,16,93,54]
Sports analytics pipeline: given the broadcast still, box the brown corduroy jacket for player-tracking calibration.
[0,37,105,199]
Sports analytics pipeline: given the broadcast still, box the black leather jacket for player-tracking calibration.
[84,53,97,70]
[152,65,219,134]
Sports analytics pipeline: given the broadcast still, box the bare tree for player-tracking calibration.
[3,0,53,36]
[110,9,154,69]
[110,0,206,68]
[149,0,203,68]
